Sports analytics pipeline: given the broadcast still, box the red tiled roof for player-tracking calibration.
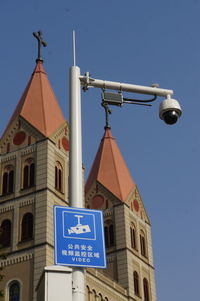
[3,60,65,137]
[85,128,135,202]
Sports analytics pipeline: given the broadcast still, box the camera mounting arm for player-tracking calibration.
[80,73,181,125]
[79,73,174,98]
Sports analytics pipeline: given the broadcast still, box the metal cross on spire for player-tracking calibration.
[101,102,112,129]
[33,31,47,62]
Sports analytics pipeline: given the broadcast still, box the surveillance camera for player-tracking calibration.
[159,98,182,125]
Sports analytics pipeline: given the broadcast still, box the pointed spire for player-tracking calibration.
[85,128,135,202]
[2,60,65,137]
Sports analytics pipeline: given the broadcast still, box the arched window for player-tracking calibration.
[143,278,149,301]
[140,231,147,257]
[23,158,35,189]
[2,165,14,195]
[104,221,114,248]
[55,161,63,192]
[0,219,11,248]
[9,280,20,301]
[133,271,140,296]
[21,213,34,241]
[130,223,136,249]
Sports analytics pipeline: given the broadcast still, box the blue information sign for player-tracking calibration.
[54,206,106,268]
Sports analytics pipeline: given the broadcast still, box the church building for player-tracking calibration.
[0,36,157,301]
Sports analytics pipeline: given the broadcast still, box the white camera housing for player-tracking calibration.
[159,98,182,125]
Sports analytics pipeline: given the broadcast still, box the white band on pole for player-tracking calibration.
[73,30,76,67]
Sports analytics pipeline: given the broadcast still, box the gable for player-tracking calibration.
[0,116,44,155]
[127,186,150,224]
[50,121,69,154]
[85,181,125,211]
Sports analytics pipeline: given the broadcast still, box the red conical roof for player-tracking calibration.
[85,128,135,202]
[3,60,65,137]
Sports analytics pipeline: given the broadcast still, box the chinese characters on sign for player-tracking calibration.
[54,206,106,268]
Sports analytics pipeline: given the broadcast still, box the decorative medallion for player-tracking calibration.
[13,131,26,145]
[92,195,104,209]
[133,199,139,212]
[62,137,69,151]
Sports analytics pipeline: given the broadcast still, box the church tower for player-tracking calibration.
[0,56,69,300]
[0,34,157,301]
[85,127,157,301]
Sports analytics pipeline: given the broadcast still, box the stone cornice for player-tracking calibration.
[0,205,14,214]
[20,146,36,156]
[19,198,35,208]
[0,252,33,267]
[106,255,115,263]
[103,209,113,217]
[0,154,16,163]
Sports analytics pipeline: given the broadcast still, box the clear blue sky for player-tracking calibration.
[0,1,199,300]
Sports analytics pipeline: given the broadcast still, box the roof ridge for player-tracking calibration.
[39,68,47,135]
[108,134,123,200]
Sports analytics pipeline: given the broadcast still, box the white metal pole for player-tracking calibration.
[69,65,85,301]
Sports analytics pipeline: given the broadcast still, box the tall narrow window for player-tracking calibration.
[23,165,29,188]
[2,172,8,195]
[104,221,114,247]
[109,224,114,246]
[8,170,14,193]
[55,166,58,189]
[23,158,35,189]
[58,168,62,191]
[9,280,20,301]
[99,294,103,301]
[21,213,34,241]
[86,286,90,301]
[2,165,14,195]
[104,226,109,247]
[92,290,97,301]
[140,231,147,257]
[30,163,35,187]
[130,224,136,249]
[55,161,63,192]
[133,271,140,296]
[143,278,149,301]
[0,219,11,248]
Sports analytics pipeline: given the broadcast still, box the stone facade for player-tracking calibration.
[0,115,69,300]
[85,180,156,301]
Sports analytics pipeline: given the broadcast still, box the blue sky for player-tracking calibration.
[0,1,199,300]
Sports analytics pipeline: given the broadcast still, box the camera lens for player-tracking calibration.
[163,111,179,125]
